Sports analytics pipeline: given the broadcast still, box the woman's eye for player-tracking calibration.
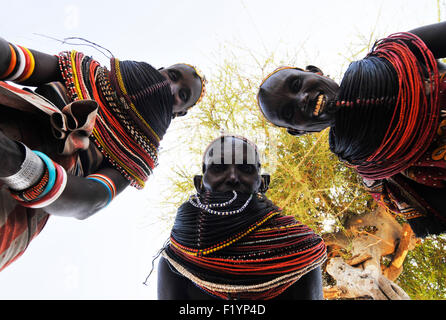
[168,70,178,81]
[283,106,294,121]
[239,164,255,174]
[289,78,301,92]
[209,164,227,173]
[179,88,189,103]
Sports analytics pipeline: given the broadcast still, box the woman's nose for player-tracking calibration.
[169,84,182,107]
[296,91,309,110]
[225,166,240,185]
[169,82,178,96]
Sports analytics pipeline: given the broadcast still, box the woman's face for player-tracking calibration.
[159,64,203,116]
[258,68,340,134]
[202,137,261,194]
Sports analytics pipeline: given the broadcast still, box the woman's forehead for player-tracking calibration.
[168,63,196,75]
[263,68,303,89]
[203,137,259,165]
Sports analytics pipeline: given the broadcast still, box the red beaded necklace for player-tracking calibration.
[163,193,327,300]
[351,33,440,180]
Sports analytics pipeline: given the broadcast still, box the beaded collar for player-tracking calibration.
[329,32,440,180]
[163,191,327,299]
[58,50,166,188]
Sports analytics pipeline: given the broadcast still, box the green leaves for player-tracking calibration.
[398,235,446,300]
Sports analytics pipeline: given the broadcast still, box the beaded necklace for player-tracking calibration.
[188,191,253,216]
[58,51,172,188]
[163,191,327,300]
[330,32,440,180]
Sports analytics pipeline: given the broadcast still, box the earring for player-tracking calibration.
[259,174,270,194]
[287,128,306,136]
[193,175,204,193]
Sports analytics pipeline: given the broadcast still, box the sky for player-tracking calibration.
[0,0,442,300]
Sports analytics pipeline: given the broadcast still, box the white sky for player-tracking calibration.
[0,0,441,299]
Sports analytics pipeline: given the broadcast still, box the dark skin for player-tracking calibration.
[0,103,129,220]
[0,37,202,219]
[258,66,339,135]
[258,21,446,135]
[159,64,203,117]
[157,136,324,300]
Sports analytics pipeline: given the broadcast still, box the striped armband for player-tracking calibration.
[0,43,36,82]
[19,155,67,209]
[10,151,67,209]
[86,174,117,206]
[0,44,16,79]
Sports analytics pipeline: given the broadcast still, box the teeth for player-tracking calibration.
[313,94,324,116]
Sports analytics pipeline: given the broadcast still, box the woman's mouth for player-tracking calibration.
[313,94,326,116]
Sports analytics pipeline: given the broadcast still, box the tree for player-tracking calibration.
[397,235,446,299]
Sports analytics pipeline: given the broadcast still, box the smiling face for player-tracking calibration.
[258,67,340,134]
[159,64,203,117]
[201,136,261,194]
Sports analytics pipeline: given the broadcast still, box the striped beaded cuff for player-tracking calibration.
[7,150,68,209]
[10,167,49,202]
[19,160,67,208]
[86,173,117,206]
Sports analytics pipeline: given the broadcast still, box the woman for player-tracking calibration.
[0,37,205,271]
[157,135,326,300]
[257,21,446,237]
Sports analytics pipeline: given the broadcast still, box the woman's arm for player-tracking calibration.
[278,266,324,300]
[44,166,130,220]
[0,130,130,219]
[0,130,23,177]
[409,21,446,59]
[0,37,62,86]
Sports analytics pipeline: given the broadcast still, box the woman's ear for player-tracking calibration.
[287,128,306,136]
[193,175,203,193]
[259,174,270,194]
[305,65,324,75]
[172,111,187,119]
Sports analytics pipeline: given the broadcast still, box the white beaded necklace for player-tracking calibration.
[188,191,253,216]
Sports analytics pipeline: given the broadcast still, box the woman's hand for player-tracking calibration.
[410,21,446,59]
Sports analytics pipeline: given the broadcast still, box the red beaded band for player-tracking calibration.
[19,161,67,208]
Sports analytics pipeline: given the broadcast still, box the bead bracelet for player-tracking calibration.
[20,160,67,208]
[86,173,117,206]
[0,43,35,82]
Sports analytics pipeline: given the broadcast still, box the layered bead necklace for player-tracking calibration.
[188,190,253,216]
[163,191,327,300]
[58,50,172,188]
[330,32,440,180]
